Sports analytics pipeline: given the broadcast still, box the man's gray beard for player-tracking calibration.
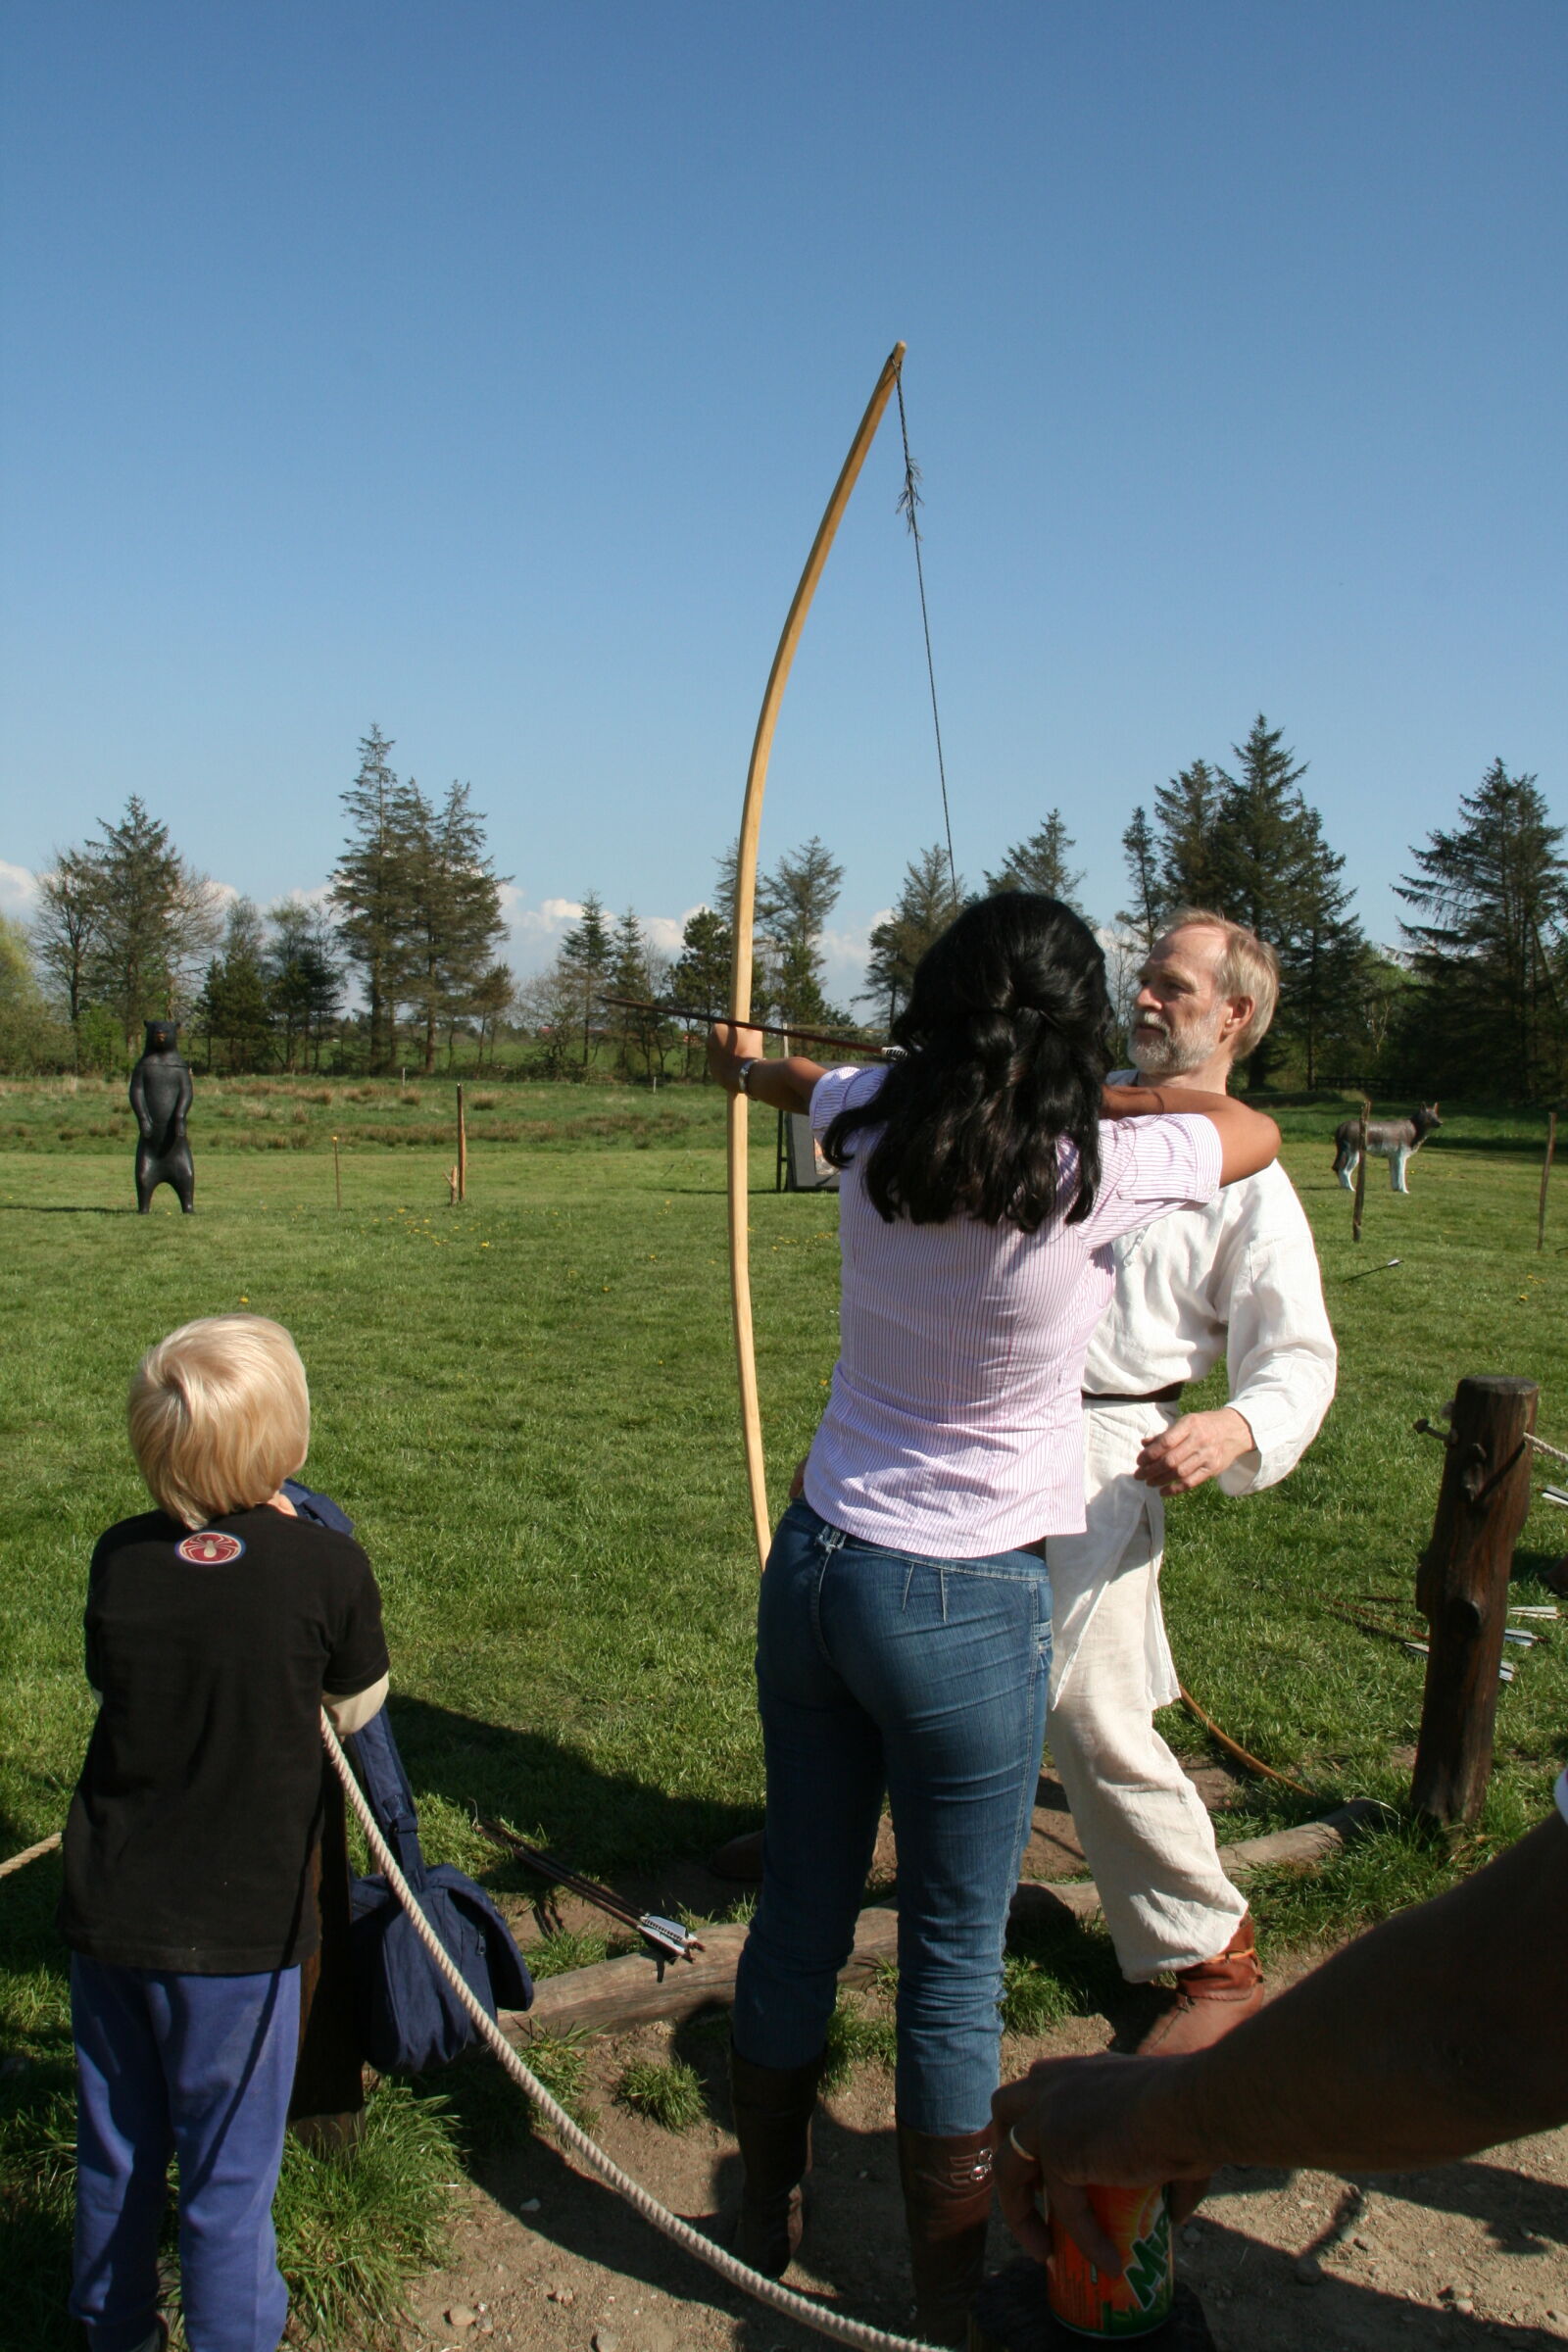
[1129,1018,1222,1078]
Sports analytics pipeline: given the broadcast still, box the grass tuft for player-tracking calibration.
[615,2055,708,2131]
[270,2082,459,2349]
[821,1989,898,2089]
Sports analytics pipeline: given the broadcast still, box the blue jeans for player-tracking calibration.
[71,1955,300,2352]
[732,1498,1052,2135]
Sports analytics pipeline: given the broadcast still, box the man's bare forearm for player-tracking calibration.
[1009,1815,1568,2191]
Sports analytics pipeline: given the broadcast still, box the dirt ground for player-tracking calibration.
[394,1780,1568,2352]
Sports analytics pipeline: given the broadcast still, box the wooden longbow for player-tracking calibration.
[727,341,906,1574]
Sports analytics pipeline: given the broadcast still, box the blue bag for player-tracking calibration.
[344,1706,534,2074]
[284,1482,535,2074]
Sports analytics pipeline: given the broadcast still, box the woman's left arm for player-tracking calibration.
[708,1023,824,1116]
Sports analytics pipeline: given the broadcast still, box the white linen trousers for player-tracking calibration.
[1045,1397,1248,1979]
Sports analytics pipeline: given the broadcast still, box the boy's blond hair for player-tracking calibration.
[1156,907,1280,1060]
[129,1314,310,1531]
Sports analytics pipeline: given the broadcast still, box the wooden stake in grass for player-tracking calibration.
[1351,1094,1371,1243]
[1540,1109,1557,1251]
[332,1133,342,1210]
[456,1084,467,1203]
[1411,1374,1540,1826]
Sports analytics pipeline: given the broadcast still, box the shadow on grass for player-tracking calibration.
[383,1693,760,1882]
[0,1203,131,1214]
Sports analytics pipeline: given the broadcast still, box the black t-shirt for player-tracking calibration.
[59,1503,389,1973]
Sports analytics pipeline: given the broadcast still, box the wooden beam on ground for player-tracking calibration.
[1411,1374,1540,1826]
[1008,1800,1386,1934]
[500,1907,900,2040]
[499,1802,1387,2038]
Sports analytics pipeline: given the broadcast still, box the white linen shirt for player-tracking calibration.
[801,1065,1224,1557]
[1080,1147,1337,1497]
[1048,1112,1337,1707]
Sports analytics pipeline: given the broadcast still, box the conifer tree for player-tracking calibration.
[1153,760,1224,909]
[758,836,845,1033]
[399,780,510,1072]
[79,796,220,1049]
[984,811,1084,911]
[1396,758,1567,1099]
[329,728,418,1071]
[1117,808,1163,949]
[195,898,273,1071]
[865,844,964,1025]
[559,890,614,1067]
[267,900,344,1072]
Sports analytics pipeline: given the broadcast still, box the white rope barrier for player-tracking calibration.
[320,1714,945,2352]
[0,1829,61,1882]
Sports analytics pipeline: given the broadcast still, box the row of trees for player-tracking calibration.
[17,731,513,1076]
[10,720,1565,1097]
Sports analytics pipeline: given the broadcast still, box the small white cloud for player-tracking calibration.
[0,859,40,915]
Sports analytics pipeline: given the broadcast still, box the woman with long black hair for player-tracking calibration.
[709,893,1279,2343]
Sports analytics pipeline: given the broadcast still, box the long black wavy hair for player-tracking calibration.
[821,893,1114,1230]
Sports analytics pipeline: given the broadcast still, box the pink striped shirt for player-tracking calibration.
[802,1065,1224,1555]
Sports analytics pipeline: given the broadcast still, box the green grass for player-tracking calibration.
[615,2055,709,2131]
[1,1087,1565,2332]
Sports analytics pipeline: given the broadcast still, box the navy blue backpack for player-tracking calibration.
[286,1482,535,2074]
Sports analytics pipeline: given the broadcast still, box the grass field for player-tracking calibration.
[1,1078,1564,2343]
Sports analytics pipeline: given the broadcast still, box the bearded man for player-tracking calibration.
[1046,909,1337,2053]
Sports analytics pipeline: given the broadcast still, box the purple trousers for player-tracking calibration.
[71,1954,300,2352]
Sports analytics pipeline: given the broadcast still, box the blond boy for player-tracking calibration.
[60,1315,388,2352]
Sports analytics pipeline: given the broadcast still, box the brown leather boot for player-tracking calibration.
[896,2121,995,2346]
[1137,1911,1264,2056]
[727,2045,825,2278]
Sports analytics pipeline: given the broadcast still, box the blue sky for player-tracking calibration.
[2,1,1564,999]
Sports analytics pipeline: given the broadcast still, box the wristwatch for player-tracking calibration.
[736,1057,760,1097]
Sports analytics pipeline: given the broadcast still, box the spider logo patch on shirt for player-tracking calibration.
[175,1531,247,1565]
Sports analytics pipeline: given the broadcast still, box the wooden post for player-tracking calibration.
[1351,1095,1370,1243]
[288,1761,365,2149]
[457,1085,467,1202]
[332,1133,342,1210]
[1410,1374,1540,1825]
[1540,1111,1557,1251]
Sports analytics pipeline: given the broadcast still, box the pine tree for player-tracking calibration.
[864,844,964,1025]
[1274,808,1363,1089]
[985,811,1084,911]
[195,897,273,1072]
[1209,718,1312,941]
[1152,760,1224,909]
[609,906,664,1077]
[671,907,733,1018]
[1396,758,1568,1099]
[670,906,734,1077]
[80,796,220,1049]
[1207,718,1357,1090]
[329,728,419,1072]
[1117,808,1164,949]
[758,836,845,1033]
[559,890,614,1067]
[267,900,344,1072]
[399,780,510,1073]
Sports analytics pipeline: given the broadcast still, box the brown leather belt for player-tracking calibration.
[1081,1383,1185,1405]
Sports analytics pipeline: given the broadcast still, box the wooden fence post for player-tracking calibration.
[1410,1374,1540,1826]
[288,1761,365,2149]
[457,1085,467,1203]
[1351,1096,1371,1243]
[1540,1110,1557,1251]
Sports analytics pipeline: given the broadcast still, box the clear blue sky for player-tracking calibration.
[2,1,1564,996]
